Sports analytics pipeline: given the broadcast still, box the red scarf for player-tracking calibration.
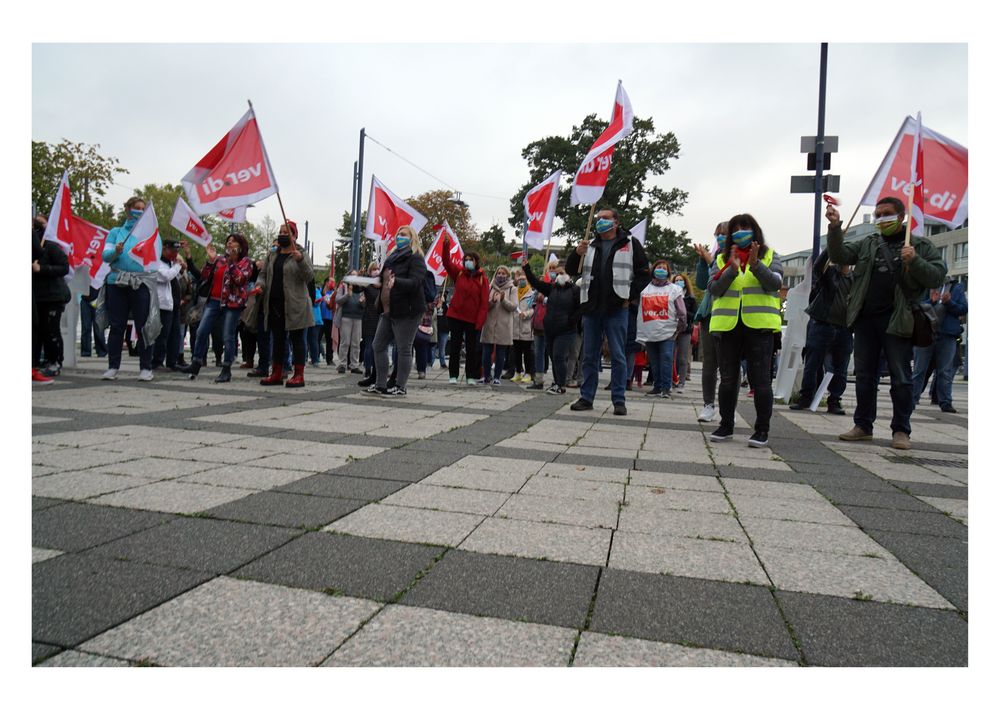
[711,245,753,282]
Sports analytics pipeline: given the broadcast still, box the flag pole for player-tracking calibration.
[582,203,597,243]
[904,182,915,248]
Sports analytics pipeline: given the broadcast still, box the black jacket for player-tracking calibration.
[805,249,852,328]
[565,227,650,313]
[378,247,428,319]
[34,239,71,304]
[524,263,580,336]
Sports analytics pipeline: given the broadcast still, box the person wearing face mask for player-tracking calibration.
[32,215,71,379]
[708,214,784,447]
[521,257,581,394]
[692,222,729,422]
[671,273,697,394]
[566,207,650,416]
[150,240,184,373]
[95,197,162,382]
[503,268,536,384]
[335,270,365,373]
[441,234,490,384]
[253,220,315,387]
[826,197,946,450]
[362,225,428,397]
[479,266,518,385]
[636,260,687,398]
[357,261,383,386]
[179,233,254,383]
[321,277,339,368]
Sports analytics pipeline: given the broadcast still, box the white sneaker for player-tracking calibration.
[101,368,119,381]
[467,378,478,386]
[138,369,154,382]
[698,403,716,422]
[449,377,458,384]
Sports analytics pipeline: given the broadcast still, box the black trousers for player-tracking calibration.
[509,339,535,375]
[448,318,481,380]
[322,319,335,364]
[715,321,774,434]
[267,305,305,367]
[38,302,64,366]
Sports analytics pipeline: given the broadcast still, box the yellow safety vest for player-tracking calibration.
[709,249,782,333]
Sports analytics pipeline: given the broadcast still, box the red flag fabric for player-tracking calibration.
[570,81,634,206]
[42,171,74,254]
[69,216,111,288]
[182,107,279,215]
[424,221,464,284]
[860,115,967,229]
[217,205,248,223]
[523,170,561,249]
[364,175,429,252]
[128,203,162,271]
[170,196,212,247]
[909,112,926,237]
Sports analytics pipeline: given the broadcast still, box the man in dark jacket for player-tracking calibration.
[912,277,967,413]
[790,249,853,414]
[32,215,71,377]
[826,196,946,450]
[566,207,650,416]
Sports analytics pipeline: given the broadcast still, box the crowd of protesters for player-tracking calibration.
[32,196,967,450]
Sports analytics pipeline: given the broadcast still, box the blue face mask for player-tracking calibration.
[595,218,615,234]
[715,234,726,249]
[732,230,753,247]
[653,268,669,280]
[395,237,410,250]
[128,209,143,220]
[464,260,475,271]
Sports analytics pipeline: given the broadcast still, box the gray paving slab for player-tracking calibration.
[38,650,132,667]
[572,632,797,667]
[32,552,213,647]
[381,483,511,515]
[88,480,254,514]
[628,470,723,492]
[325,503,485,547]
[32,643,61,665]
[459,517,612,566]
[518,475,625,503]
[617,506,745,541]
[863,529,968,571]
[88,517,301,574]
[324,605,577,666]
[274,474,408,501]
[625,486,732,514]
[80,577,381,666]
[32,496,69,512]
[401,550,599,628]
[31,469,153,501]
[589,569,799,661]
[496,493,620,529]
[810,484,940,512]
[202,490,366,529]
[175,465,316,491]
[627,459,723,478]
[729,495,855,526]
[775,591,967,666]
[33,502,175,552]
[609,531,769,584]
[740,517,891,557]
[233,531,444,602]
[890,481,968,499]
[837,505,968,539]
[538,461,630,484]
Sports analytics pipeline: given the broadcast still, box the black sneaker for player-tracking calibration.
[357,376,375,387]
[788,401,807,411]
[748,431,769,448]
[527,382,544,390]
[613,402,627,416]
[570,398,593,411]
[644,388,662,397]
[826,400,846,415]
[382,386,407,397]
[940,404,958,413]
[710,426,734,442]
[337,366,346,374]
[362,384,387,396]
[350,368,363,374]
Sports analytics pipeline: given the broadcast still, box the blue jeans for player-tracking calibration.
[80,296,107,357]
[581,307,628,404]
[798,319,853,404]
[152,308,182,369]
[853,311,914,435]
[481,343,509,381]
[307,323,322,364]
[435,330,449,366]
[193,299,242,366]
[913,335,958,409]
[645,338,676,392]
[534,333,548,375]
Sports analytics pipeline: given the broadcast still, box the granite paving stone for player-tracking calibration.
[836,505,968,539]
[496,493,620,529]
[80,577,381,666]
[537,461,630,484]
[32,643,62,665]
[31,496,69,512]
[38,650,132,667]
[324,503,485,547]
[88,480,253,514]
[420,465,536,493]
[203,490,365,528]
[459,517,612,566]
[624,486,732,515]
[728,495,856,526]
[628,470,723,492]
[274,474,408,501]
[401,550,599,628]
[33,502,175,552]
[609,531,769,584]
[32,547,64,564]
[31,469,166,500]
[175,465,316,491]
[518,476,625,503]
[233,532,444,601]
[617,506,745,541]
[740,517,891,557]
[572,632,797,667]
[323,605,576,666]
[381,483,511,515]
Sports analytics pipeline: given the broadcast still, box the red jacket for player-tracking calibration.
[444,258,489,329]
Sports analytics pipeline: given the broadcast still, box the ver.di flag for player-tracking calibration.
[364,175,428,251]
[425,221,465,284]
[570,81,634,206]
[182,106,279,215]
[217,205,248,223]
[629,217,648,245]
[908,112,926,236]
[128,202,162,271]
[170,196,212,247]
[860,114,968,229]
[522,170,561,249]
[42,170,74,253]
[41,170,111,286]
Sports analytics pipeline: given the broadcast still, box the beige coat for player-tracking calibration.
[480,280,517,345]
[255,249,315,332]
[513,289,535,341]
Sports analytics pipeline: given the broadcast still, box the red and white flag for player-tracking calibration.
[629,217,648,245]
[182,106,279,215]
[217,205,248,223]
[522,170,561,249]
[42,170,74,254]
[170,196,212,247]
[41,171,111,287]
[860,114,968,229]
[570,81,635,207]
[364,175,428,251]
[128,203,162,271]
[908,112,926,237]
[425,221,464,284]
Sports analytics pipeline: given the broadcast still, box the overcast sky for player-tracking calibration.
[31,43,967,260]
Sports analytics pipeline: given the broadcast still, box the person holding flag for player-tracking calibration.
[826,197,946,450]
[97,197,162,382]
[442,234,489,385]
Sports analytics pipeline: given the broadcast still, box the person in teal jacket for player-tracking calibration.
[96,196,161,382]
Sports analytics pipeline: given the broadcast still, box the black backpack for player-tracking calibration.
[423,269,438,305]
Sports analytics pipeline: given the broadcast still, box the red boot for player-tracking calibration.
[285,364,305,388]
[260,362,284,386]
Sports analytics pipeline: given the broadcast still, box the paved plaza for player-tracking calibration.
[31,358,968,667]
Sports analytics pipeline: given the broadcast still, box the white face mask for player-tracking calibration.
[556,274,570,285]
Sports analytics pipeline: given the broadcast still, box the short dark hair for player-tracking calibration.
[724,213,767,253]
[597,206,620,222]
[465,251,481,269]
[876,196,906,216]
[124,196,145,211]
[227,233,249,259]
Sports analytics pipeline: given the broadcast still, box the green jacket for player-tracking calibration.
[826,222,946,338]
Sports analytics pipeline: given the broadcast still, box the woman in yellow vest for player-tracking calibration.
[707,214,784,447]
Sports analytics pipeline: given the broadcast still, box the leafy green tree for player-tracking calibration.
[406,189,476,245]
[32,139,128,224]
[508,114,691,264]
